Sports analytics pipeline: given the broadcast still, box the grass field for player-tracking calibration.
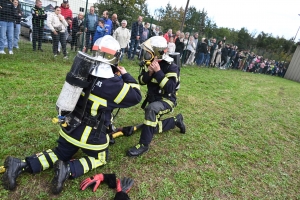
[0,42,299,199]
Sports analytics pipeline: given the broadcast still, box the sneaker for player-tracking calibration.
[51,160,70,195]
[0,50,6,54]
[38,48,43,52]
[2,156,28,190]
[63,56,68,59]
[14,46,19,49]
[54,54,57,57]
[9,51,13,55]
[175,114,186,133]
[127,143,149,157]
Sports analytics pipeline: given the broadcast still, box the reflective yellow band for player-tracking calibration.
[80,126,92,143]
[128,83,140,90]
[79,157,89,174]
[158,121,163,133]
[46,149,58,164]
[59,129,110,150]
[151,78,158,83]
[89,94,107,106]
[38,154,49,170]
[95,151,106,167]
[139,76,145,85]
[88,157,96,169]
[91,102,100,116]
[159,77,169,88]
[143,119,158,127]
[114,83,130,104]
[165,72,178,81]
[162,98,174,108]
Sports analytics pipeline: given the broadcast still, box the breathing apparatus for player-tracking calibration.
[53,35,122,127]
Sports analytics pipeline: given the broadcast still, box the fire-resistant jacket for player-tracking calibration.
[138,60,179,106]
[60,73,142,151]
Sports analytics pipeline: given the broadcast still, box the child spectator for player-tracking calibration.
[93,19,106,43]
[167,36,175,54]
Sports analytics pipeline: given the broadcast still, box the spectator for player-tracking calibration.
[186,36,196,65]
[175,32,185,56]
[163,29,172,43]
[195,38,208,66]
[167,36,175,54]
[181,32,190,64]
[66,17,72,47]
[211,40,223,67]
[153,26,160,36]
[31,0,47,52]
[111,13,119,36]
[0,0,15,54]
[71,12,84,51]
[76,25,85,51]
[209,38,217,66]
[174,30,181,41]
[141,22,149,43]
[47,6,68,58]
[93,19,106,43]
[101,10,113,36]
[85,6,99,52]
[59,0,72,53]
[13,0,22,49]
[113,19,130,61]
[127,16,143,60]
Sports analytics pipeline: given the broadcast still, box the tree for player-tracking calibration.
[95,0,148,28]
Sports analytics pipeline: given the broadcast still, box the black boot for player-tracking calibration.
[127,144,149,157]
[2,156,29,190]
[175,114,186,134]
[51,160,70,195]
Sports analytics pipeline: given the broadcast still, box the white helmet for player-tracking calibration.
[140,36,173,65]
[93,35,121,66]
[91,35,121,78]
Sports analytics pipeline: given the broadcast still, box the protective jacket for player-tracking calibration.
[138,60,178,107]
[60,73,142,151]
[31,6,47,27]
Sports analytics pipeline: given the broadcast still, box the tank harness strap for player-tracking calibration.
[93,111,106,142]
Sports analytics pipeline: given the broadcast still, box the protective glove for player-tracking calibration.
[80,174,104,192]
[116,177,134,193]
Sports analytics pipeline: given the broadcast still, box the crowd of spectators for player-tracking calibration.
[0,0,290,76]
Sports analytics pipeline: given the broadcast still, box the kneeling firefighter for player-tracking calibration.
[2,35,142,194]
[127,36,186,157]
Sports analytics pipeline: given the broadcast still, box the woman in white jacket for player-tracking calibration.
[113,20,130,61]
[47,6,68,58]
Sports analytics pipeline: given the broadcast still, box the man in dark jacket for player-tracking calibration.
[31,0,47,51]
[127,16,143,60]
[111,13,119,36]
[71,12,84,50]
[0,0,15,54]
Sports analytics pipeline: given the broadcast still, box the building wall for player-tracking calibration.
[284,45,300,82]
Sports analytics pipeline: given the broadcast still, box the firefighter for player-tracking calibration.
[2,35,142,194]
[127,36,186,157]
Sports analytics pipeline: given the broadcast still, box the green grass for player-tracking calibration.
[0,42,300,199]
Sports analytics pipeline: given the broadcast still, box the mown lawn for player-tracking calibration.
[0,42,299,199]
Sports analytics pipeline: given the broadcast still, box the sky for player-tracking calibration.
[147,0,300,42]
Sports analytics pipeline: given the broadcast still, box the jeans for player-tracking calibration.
[0,21,14,51]
[86,30,95,50]
[52,31,67,56]
[205,54,211,66]
[58,30,69,51]
[13,23,21,48]
[128,39,139,59]
[120,47,125,61]
[196,53,204,66]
